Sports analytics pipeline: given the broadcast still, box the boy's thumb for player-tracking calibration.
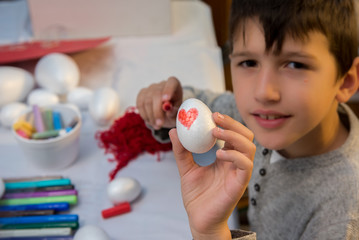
[169,128,195,177]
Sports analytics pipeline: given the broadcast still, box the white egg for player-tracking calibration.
[74,225,110,240]
[176,98,217,153]
[35,53,80,95]
[67,87,93,110]
[0,66,34,107]
[107,177,142,205]
[27,88,59,106]
[0,178,5,198]
[0,102,28,128]
[89,87,120,126]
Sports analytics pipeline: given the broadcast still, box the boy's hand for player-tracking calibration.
[169,112,255,240]
[136,76,183,129]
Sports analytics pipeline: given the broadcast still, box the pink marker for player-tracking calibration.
[33,105,45,133]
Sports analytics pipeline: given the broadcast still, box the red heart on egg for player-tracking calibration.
[178,108,198,130]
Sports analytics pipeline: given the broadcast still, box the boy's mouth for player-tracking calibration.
[257,114,283,120]
[251,111,291,129]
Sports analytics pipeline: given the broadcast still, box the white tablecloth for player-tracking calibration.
[0,1,238,239]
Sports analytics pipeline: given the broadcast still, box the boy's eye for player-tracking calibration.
[239,60,257,67]
[287,61,308,69]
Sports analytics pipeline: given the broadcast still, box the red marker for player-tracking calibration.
[101,202,131,219]
[162,101,172,112]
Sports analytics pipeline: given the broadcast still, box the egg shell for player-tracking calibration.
[0,102,28,128]
[67,87,93,110]
[176,98,217,153]
[107,177,142,205]
[35,53,80,95]
[27,88,60,107]
[74,225,110,240]
[89,87,120,126]
[0,66,34,107]
[0,178,4,198]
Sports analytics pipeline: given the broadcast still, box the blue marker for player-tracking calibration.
[5,179,71,190]
[0,203,70,212]
[0,214,78,225]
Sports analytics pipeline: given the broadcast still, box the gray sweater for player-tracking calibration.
[181,87,359,240]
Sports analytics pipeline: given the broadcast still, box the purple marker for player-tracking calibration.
[3,190,77,199]
[33,105,45,133]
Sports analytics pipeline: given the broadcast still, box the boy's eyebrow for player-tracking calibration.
[230,51,318,61]
[230,51,256,58]
[280,51,318,60]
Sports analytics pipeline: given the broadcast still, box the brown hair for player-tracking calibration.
[229,0,358,78]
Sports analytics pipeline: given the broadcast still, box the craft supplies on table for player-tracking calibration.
[0,176,79,239]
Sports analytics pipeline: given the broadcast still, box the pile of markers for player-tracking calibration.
[13,105,77,140]
[0,176,79,239]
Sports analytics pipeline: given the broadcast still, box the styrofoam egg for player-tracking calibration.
[107,177,142,205]
[67,87,93,110]
[0,178,4,198]
[74,225,110,240]
[89,87,119,126]
[0,102,28,128]
[35,53,80,95]
[27,88,59,106]
[176,98,217,153]
[0,66,34,107]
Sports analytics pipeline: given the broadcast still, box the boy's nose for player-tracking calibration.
[254,69,281,103]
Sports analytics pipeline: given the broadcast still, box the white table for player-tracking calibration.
[0,1,238,239]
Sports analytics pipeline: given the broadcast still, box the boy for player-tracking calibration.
[136,0,359,239]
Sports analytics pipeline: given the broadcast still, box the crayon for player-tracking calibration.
[31,130,60,139]
[5,179,71,190]
[43,110,54,131]
[0,221,79,230]
[101,202,131,219]
[5,185,74,194]
[32,105,45,133]
[52,112,62,130]
[0,203,70,212]
[16,129,30,139]
[3,190,77,199]
[0,210,54,217]
[0,236,73,240]
[0,214,78,225]
[3,176,63,183]
[13,120,36,135]
[0,227,72,237]
[0,195,77,206]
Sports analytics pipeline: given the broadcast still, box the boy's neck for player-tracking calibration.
[278,104,349,159]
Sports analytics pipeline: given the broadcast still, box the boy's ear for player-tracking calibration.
[336,57,359,103]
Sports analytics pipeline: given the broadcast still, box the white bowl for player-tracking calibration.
[12,104,82,170]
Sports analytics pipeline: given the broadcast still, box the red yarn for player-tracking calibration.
[95,107,172,180]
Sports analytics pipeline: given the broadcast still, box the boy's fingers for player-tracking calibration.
[213,112,254,141]
[169,128,196,177]
[162,76,182,102]
[152,94,165,129]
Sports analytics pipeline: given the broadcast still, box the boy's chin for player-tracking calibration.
[254,135,288,152]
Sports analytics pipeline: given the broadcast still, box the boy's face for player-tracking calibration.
[230,18,344,158]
